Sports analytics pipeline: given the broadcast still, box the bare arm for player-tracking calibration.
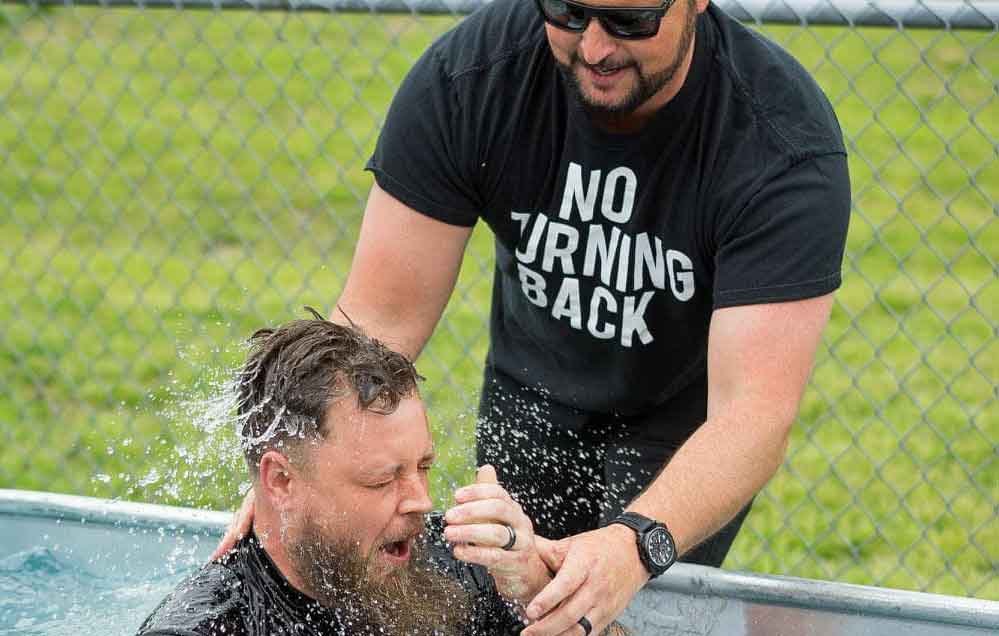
[333,182,474,360]
[522,293,835,636]
[628,293,834,553]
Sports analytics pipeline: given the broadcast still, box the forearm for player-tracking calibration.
[626,408,792,556]
[330,183,472,361]
[331,293,439,361]
[629,297,833,555]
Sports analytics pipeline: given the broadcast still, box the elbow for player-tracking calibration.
[768,413,796,474]
[756,411,796,478]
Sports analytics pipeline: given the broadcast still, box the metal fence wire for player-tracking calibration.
[1,0,996,600]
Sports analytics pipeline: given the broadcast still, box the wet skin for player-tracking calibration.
[259,395,436,588]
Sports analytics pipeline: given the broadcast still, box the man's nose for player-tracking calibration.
[398,474,433,515]
[579,18,618,66]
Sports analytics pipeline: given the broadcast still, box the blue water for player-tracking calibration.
[0,508,218,636]
[0,546,195,635]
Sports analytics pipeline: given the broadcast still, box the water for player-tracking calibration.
[0,547,191,635]
[0,512,218,636]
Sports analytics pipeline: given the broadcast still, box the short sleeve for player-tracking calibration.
[366,47,482,227]
[712,152,850,309]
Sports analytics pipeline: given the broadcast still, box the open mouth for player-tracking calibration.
[379,538,412,562]
[580,64,631,87]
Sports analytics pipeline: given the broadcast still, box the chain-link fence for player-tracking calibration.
[1,0,995,600]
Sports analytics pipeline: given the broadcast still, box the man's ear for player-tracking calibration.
[258,451,297,508]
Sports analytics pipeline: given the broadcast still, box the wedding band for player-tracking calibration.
[501,524,517,550]
[577,616,592,636]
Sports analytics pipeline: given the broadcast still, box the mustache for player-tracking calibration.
[384,517,427,544]
[569,51,637,74]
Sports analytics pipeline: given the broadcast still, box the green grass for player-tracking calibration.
[0,6,995,600]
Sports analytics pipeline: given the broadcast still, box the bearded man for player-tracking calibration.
[138,313,556,636]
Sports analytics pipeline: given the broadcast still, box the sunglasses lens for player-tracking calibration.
[538,0,663,39]
[603,10,660,38]
[539,0,590,31]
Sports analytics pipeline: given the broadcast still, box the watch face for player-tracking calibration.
[645,527,676,568]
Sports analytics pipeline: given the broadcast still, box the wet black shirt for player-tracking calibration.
[367,0,851,433]
[137,526,522,636]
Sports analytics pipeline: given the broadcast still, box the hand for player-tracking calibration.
[210,489,255,561]
[444,465,553,605]
[522,524,649,636]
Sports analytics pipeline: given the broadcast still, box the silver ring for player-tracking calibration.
[577,616,592,636]
[501,524,517,550]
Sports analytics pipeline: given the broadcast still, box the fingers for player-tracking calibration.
[445,520,519,550]
[525,596,599,636]
[524,527,645,636]
[535,536,568,573]
[454,464,518,507]
[525,557,588,626]
[476,464,499,484]
[453,482,516,504]
[210,490,255,561]
[452,542,520,569]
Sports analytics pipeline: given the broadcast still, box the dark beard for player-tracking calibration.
[556,2,697,120]
[286,517,472,636]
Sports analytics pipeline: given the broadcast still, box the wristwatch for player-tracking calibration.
[607,512,677,579]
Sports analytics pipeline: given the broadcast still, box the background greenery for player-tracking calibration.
[0,4,995,600]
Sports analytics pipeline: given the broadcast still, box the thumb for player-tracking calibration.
[476,464,499,485]
[535,536,568,573]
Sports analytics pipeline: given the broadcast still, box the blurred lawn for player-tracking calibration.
[0,5,995,599]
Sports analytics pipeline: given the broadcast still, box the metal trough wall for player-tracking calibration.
[2,490,997,635]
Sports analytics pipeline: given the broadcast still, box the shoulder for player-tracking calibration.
[136,562,246,636]
[416,0,548,91]
[706,3,845,157]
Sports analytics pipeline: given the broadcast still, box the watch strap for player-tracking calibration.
[608,511,656,535]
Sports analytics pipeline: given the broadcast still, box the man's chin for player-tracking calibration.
[364,536,415,581]
[568,66,643,116]
[289,529,471,636]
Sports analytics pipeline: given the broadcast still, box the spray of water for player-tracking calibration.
[76,330,652,634]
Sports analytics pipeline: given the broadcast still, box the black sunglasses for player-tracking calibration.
[534,0,677,40]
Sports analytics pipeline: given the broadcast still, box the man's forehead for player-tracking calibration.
[327,393,427,433]
[322,396,434,463]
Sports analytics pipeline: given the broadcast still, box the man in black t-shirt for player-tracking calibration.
[143,316,554,635]
[218,0,850,634]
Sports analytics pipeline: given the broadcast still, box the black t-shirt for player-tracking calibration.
[137,524,522,636]
[368,0,850,429]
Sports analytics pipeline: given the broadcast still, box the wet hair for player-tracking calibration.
[236,307,422,477]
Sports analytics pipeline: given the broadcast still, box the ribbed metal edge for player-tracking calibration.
[0,488,230,535]
[649,562,999,630]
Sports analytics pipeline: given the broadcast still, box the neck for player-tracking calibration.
[253,511,313,597]
[592,29,699,134]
